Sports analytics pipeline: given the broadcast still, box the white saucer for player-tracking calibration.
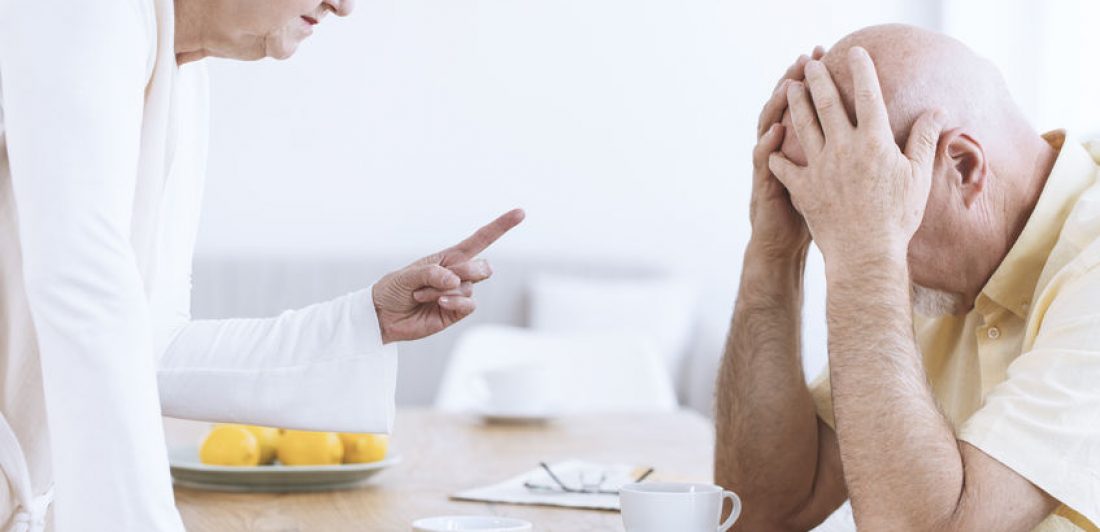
[412,515,533,532]
[478,407,558,425]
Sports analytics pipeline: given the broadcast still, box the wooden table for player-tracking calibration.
[175,408,715,531]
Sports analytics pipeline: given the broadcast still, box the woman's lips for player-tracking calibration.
[301,15,319,26]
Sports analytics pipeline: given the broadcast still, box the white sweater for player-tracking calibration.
[0,0,398,530]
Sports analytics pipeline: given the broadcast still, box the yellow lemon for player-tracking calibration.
[200,425,260,466]
[339,433,389,463]
[277,431,344,466]
[242,426,281,465]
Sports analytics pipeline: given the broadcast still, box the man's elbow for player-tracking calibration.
[853,504,974,532]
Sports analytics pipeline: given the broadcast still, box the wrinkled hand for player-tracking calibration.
[373,209,525,343]
[767,47,946,265]
[748,46,823,261]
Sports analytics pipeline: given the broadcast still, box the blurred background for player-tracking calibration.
[188,0,1100,417]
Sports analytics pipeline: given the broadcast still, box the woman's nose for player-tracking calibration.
[324,0,355,17]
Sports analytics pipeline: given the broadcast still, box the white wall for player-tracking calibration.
[941,0,1100,137]
[197,1,939,399]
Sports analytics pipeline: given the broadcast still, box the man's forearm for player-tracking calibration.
[716,243,822,526]
[825,255,963,530]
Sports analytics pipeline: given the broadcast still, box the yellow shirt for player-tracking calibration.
[811,131,1100,531]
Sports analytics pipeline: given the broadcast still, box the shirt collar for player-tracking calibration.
[979,130,1099,319]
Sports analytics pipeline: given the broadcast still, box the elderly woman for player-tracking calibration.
[0,0,523,529]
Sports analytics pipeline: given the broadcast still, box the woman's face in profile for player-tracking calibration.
[201,0,355,60]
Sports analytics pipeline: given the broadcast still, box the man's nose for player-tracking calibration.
[324,0,355,17]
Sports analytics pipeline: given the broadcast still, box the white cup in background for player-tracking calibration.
[411,515,533,532]
[474,365,554,416]
[620,482,741,532]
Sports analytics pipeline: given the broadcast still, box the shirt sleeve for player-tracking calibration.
[0,1,185,530]
[958,263,1100,527]
[808,368,836,429]
[157,288,399,434]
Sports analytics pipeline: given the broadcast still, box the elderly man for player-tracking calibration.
[715,24,1099,531]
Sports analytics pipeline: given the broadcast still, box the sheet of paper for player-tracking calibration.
[451,459,649,511]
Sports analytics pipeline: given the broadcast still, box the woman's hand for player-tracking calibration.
[372,209,525,343]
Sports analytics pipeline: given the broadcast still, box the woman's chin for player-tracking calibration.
[269,45,299,60]
[266,39,302,60]
[262,30,307,61]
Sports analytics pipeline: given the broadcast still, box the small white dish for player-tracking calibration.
[412,515,533,531]
[478,407,557,425]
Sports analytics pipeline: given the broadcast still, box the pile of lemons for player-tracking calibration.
[199,425,389,467]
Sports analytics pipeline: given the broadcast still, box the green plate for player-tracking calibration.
[169,446,401,492]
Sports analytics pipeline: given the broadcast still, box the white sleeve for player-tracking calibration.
[0,1,184,531]
[157,287,399,434]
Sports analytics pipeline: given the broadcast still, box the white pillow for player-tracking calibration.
[527,273,697,378]
[435,325,678,413]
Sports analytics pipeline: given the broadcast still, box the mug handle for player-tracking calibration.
[718,490,742,532]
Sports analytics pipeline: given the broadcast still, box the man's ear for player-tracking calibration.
[937,128,988,208]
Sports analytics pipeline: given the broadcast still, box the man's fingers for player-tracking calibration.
[451,208,526,258]
[768,152,804,188]
[407,264,461,292]
[754,124,785,172]
[413,282,473,303]
[438,296,477,316]
[760,49,827,137]
[848,47,890,133]
[448,259,493,283]
[758,79,792,138]
[769,47,824,94]
[758,79,794,139]
[803,60,853,138]
[786,82,824,156]
[904,108,947,173]
[773,54,811,93]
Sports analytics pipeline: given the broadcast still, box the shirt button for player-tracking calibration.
[987,327,1001,340]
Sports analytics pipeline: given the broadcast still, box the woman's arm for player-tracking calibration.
[1,1,185,530]
[155,210,523,432]
[157,288,399,433]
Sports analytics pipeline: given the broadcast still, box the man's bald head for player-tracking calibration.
[773,24,1058,314]
[780,24,1033,169]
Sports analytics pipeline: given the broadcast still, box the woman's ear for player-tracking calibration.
[937,128,989,208]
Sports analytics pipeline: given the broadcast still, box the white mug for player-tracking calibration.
[474,365,553,415]
[620,482,742,532]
